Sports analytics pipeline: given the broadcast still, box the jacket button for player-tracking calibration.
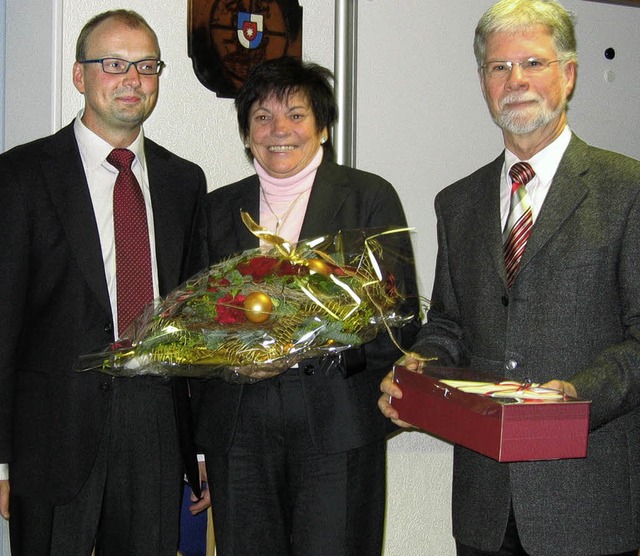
[505,359,518,371]
[303,364,315,376]
[104,322,113,333]
[99,382,111,392]
[501,296,509,306]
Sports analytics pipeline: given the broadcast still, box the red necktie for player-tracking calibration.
[108,148,154,336]
[503,161,535,288]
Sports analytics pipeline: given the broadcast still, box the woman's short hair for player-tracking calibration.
[235,57,338,157]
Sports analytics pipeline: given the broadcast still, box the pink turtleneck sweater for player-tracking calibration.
[256,147,323,246]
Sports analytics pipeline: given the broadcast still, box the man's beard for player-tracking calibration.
[494,93,566,135]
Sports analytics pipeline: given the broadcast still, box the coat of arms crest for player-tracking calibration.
[189,0,303,98]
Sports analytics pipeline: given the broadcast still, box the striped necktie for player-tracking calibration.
[108,148,154,336]
[503,161,535,288]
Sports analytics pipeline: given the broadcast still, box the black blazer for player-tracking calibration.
[195,159,420,454]
[0,122,207,502]
[413,135,640,554]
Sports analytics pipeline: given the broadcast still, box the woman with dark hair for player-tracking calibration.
[196,56,419,556]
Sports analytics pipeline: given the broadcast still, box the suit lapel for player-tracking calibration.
[300,161,347,239]
[146,142,184,294]
[519,135,589,273]
[472,156,508,283]
[42,124,111,315]
[231,176,261,251]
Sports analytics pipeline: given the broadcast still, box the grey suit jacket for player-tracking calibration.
[413,134,640,555]
[0,122,207,502]
[195,158,420,454]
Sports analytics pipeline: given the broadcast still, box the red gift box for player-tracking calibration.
[390,366,590,462]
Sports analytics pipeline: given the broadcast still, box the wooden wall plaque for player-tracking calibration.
[188,0,303,98]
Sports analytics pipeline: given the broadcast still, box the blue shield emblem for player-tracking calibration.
[237,12,263,49]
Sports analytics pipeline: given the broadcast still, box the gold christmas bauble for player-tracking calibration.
[307,258,330,276]
[243,291,273,323]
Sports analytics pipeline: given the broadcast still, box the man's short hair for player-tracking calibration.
[76,10,160,62]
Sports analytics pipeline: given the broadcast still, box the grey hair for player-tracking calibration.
[474,0,577,67]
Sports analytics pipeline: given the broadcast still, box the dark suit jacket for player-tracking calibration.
[413,134,640,555]
[0,122,206,503]
[195,159,419,454]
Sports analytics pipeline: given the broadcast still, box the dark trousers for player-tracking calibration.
[205,370,386,556]
[456,504,638,556]
[9,377,183,556]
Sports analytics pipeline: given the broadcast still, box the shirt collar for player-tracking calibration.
[73,111,147,174]
[504,125,572,186]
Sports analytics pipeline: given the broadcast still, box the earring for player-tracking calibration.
[320,137,327,145]
[244,142,250,148]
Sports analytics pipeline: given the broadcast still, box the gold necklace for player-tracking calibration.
[260,187,307,235]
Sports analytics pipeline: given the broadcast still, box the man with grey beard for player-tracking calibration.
[379,0,640,555]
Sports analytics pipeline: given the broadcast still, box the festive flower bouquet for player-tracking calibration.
[79,215,416,383]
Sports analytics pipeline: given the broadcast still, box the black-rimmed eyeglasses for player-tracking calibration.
[79,58,165,75]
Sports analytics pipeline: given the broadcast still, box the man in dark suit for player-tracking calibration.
[0,10,206,555]
[380,0,640,555]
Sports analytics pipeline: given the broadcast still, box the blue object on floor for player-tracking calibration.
[179,482,207,556]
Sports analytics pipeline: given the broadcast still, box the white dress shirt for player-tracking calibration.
[73,113,160,334]
[500,125,572,231]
